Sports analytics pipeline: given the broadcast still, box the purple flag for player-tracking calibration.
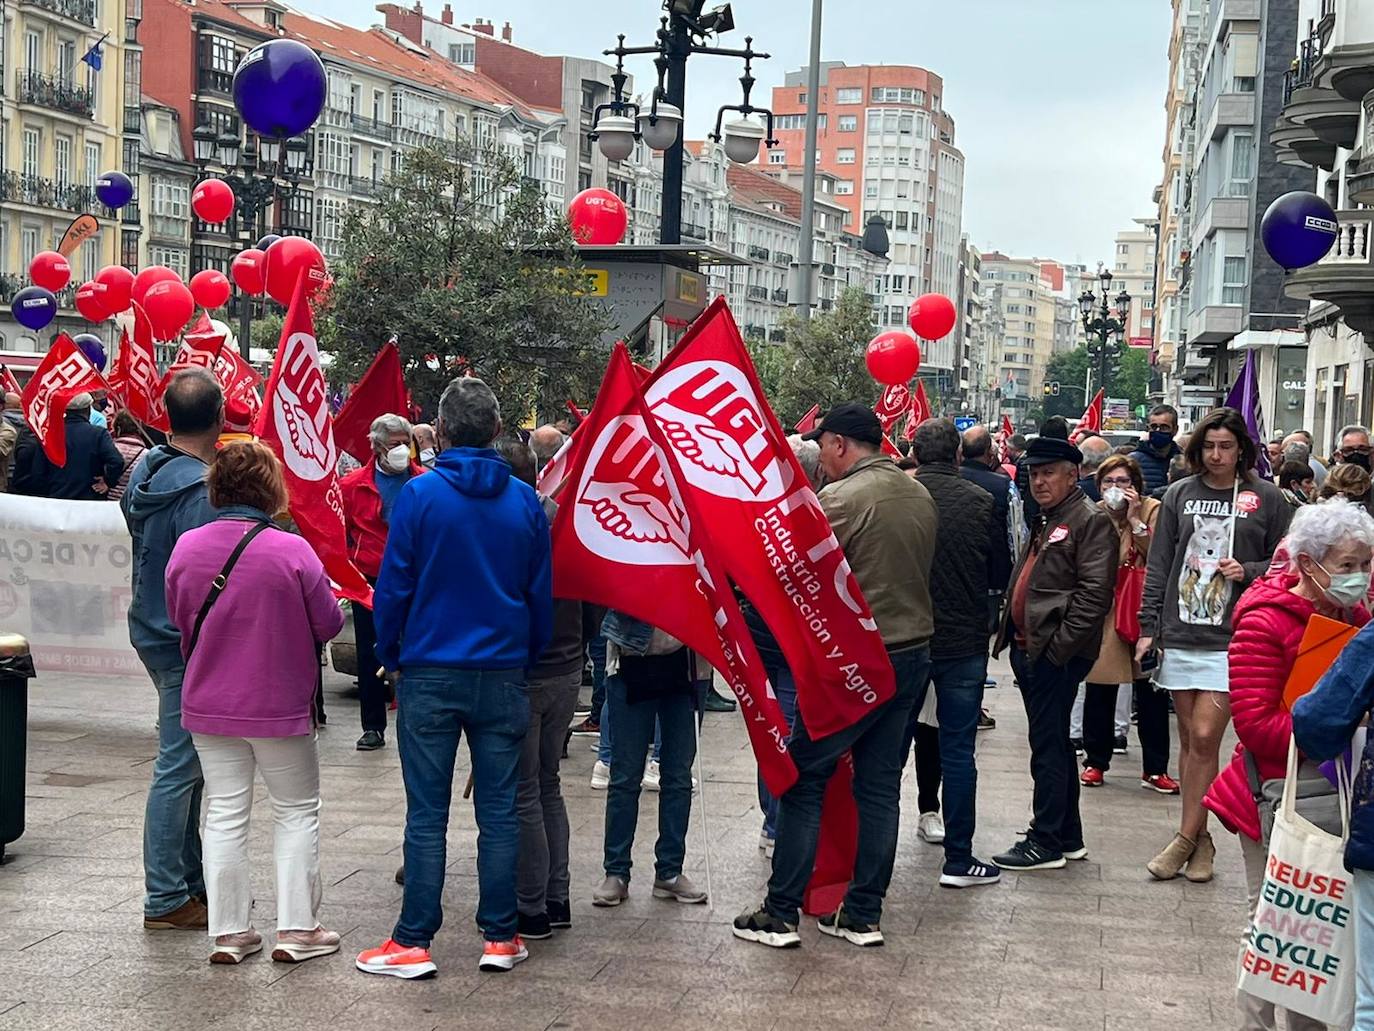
[1223,349,1271,478]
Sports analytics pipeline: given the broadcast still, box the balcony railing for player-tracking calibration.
[1283,31,1324,104]
[197,65,233,96]
[747,245,770,260]
[768,327,786,342]
[681,221,708,240]
[0,170,102,213]
[16,69,94,117]
[349,175,386,197]
[820,262,836,276]
[746,285,768,300]
[771,288,789,302]
[351,114,395,141]
[1322,216,1370,266]
[773,251,794,266]
[22,0,96,26]
[0,272,77,308]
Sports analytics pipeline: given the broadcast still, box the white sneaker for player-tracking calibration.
[917,811,945,844]
[642,759,661,791]
[590,760,610,790]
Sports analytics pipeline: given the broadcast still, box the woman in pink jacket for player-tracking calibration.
[166,441,346,966]
[1204,499,1373,1031]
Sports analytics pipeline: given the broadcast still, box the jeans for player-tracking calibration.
[757,665,799,839]
[143,664,205,917]
[587,632,607,722]
[923,652,987,865]
[597,693,662,766]
[1356,869,1374,1031]
[602,674,696,881]
[766,645,927,927]
[516,671,581,916]
[193,733,322,936]
[353,582,387,733]
[393,666,529,946]
[1083,679,1172,775]
[1011,648,1093,854]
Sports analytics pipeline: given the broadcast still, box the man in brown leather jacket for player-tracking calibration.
[992,434,1117,872]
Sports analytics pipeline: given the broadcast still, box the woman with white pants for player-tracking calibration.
[166,441,347,964]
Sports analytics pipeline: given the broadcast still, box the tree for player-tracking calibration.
[318,140,612,423]
[1042,342,1151,421]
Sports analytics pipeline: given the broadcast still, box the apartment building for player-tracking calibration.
[1113,219,1159,342]
[981,252,1064,415]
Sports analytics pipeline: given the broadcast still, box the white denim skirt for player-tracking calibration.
[1156,647,1229,693]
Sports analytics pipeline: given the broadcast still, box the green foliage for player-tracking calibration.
[1043,342,1151,422]
[317,141,612,424]
[249,314,284,354]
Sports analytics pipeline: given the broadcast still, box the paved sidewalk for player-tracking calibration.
[0,660,1245,1030]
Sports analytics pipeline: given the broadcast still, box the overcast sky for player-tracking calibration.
[291,0,1171,264]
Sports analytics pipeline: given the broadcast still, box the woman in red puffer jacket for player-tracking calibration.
[1204,499,1374,1031]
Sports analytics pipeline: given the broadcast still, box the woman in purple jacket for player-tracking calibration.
[166,441,346,966]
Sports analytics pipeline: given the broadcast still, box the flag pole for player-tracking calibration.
[691,676,715,910]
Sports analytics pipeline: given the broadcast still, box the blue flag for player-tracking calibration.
[80,33,107,72]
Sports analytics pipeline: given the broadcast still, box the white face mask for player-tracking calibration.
[381,444,410,473]
[1103,485,1127,511]
[419,448,436,464]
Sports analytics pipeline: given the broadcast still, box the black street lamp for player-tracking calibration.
[588,1,777,244]
[192,123,309,354]
[1078,264,1132,397]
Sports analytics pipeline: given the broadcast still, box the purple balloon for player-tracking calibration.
[256,233,282,252]
[1261,191,1339,271]
[232,39,326,139]
[95,170,134,209]
[72,333,107,372]
[11,286,57,331]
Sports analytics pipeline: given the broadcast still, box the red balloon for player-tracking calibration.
[143,280,195,341]
[132,265,181,308]
[567,188,628,245]
[908,293,957,340]
[231,249,267,296]
[75,281,110,323]
[264,235,327,307]
[189,269,232,309]
[29,250,71,292]
[865,331,921,386]
[95,265,135,313]
[191,178,235,223]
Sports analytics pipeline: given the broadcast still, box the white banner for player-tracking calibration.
[0,494,144,676]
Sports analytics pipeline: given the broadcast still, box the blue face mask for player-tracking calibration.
[1149,429,1174,451]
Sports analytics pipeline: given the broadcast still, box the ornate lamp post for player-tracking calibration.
[1078,264,1132,397]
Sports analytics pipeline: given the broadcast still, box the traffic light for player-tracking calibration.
[1043,383,1052,397]
[1043,381,1061,397]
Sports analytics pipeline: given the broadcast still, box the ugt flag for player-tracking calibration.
[22,334,110,466]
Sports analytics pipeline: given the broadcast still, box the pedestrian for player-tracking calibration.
[13,391,124,500]
[1320,462,1372,506]
[492,435,582,941]
[1078,455,1178,795]
[215,395,256,450]
[0,393,19,493]
[4,391,27,488]
[121,368,224,930]
[1129,404,1183,497]
[339,413,426,751]
[164,441,347,965]
[411,423,438,469]
[1002,433,1026,481]
[1075,435,1113,503]
[1209,500,1374,1029]
[1277,460,1316,509]
[108,411,148,502]
[1284,430,1328,488]
[990,434,1117,871]
[908,418,1000,887]
[734,402,936,948]
[1138,407,1291,882]
[1265,433,1285,471]
[1019,417,1070,529]
[357,377,551,978]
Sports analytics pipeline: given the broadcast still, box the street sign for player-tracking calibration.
[953,416,978,432]
[1128,336,1153,349]
[1136,404,1147,419]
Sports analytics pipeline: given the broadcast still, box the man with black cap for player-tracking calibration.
[734,402,937,949]
[992,433,1117,872]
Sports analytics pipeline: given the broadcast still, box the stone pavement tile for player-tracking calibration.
[768,992,895,1028]
[0,1003,196,1031]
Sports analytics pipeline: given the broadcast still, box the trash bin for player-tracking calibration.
[0,634,35,863]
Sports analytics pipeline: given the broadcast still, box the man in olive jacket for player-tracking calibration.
[992,435,1117,873]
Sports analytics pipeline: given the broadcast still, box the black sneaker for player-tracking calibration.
[394,864,405,886]
[517,911,552,941]
[992,839,1066,871]
[574,703,592,717]
[356,730,385,751]
[1113,735,1128,754]
[547,899,572,929]
[817,905,883,947]
[939,858,1002,889]
[977,709,996,731]
[704,690,737,712]
[732,906,800,949]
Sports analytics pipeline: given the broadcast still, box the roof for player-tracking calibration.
[725,163,806,221]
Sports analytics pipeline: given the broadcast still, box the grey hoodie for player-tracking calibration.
[121,446,217,671]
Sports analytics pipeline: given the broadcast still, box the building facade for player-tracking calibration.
[980,252,1065,417]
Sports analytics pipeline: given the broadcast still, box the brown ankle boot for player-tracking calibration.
[1183,831,1216,883]
[1147,833,1196,880]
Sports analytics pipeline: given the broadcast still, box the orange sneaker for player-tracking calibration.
[478,937,528,972]
[355,938,437,979]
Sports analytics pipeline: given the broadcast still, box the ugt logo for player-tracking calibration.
[270,331,335,482]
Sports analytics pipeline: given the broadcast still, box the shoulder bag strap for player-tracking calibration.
[185,522,273,660]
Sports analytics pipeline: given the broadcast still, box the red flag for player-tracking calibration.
[641,297,895,739]
[182,312,227,358]
[122,306,170,432]
[254,275,372,607]
[333,341,410,462]
[1001,414,1014,439]
[903,380,932,442]
[565,399,587,423]
[794,403,820,434]
[22,335,110,465]
[212,346,263,428]
[803,756,859,916]
[880,434,902,458]
[873,381,910,433]
[1073,388,1105,442]
[550,344,796,796]
[0,365,22,396]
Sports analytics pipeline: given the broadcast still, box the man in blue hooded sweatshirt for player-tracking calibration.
[357,376,552,979]
[121,368,222,929]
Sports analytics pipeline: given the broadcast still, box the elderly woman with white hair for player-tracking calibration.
[1203,498,1374,1031]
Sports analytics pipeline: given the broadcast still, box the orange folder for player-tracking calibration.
[1283,614,1360,711]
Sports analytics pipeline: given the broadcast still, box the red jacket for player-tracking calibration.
[340,457,427,580]
[1204,572,1369,841]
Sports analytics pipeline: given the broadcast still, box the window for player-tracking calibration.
[152,179,189,219]
[56,39,75,85]
[84,142,100,190]
[448,41,475,64]
[54,135,72,187]
[1232,75,1256,93]
[24,31,41,76]
[898,113,913,135]
[122,137,139,177]
[838,114,857,132]
[836,148,855,164]
[121,230,139,271]
[1222,256,1247,304]
[768,149,786,165]
[148,246,188,278]
[895,211,909,230]
[834,179,853,195]
[81,238,98,282]
[864,183,878,199]
[1229,132,1254,194]
[20,225,39,271]
[21,128,40,178]
[835,88,862,104]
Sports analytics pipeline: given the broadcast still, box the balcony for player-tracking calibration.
[1203,93,1255,141]
[771,288,789,303]
[20,0,96,26]
[820,298,833,311]
[0,273,76,308]
[746,285,768,301]
[747,245,770,261]
[1314,5,1374,102]
[769,328,786,342]
[150,213,188,243]
[197,65,233,96]
[1186,304,1244,345]
[349,175,386,198]
[1279,32,1359,154]
[820,262,836,277]
[15,70,94,118]
[1284,210,1374,333]
[681,222,709,241]
[773,251,794,267]
[0,171,101,214]
[351,114,395,141]
[1193,195,1249,244]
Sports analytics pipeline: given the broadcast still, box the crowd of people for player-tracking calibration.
[20,361,1359,1023]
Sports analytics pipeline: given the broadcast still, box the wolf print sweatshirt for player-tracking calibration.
[1138,473,1292,652]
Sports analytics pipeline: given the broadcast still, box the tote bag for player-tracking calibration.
[1237,737,1355,1028]
[1113,548,1146,645]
